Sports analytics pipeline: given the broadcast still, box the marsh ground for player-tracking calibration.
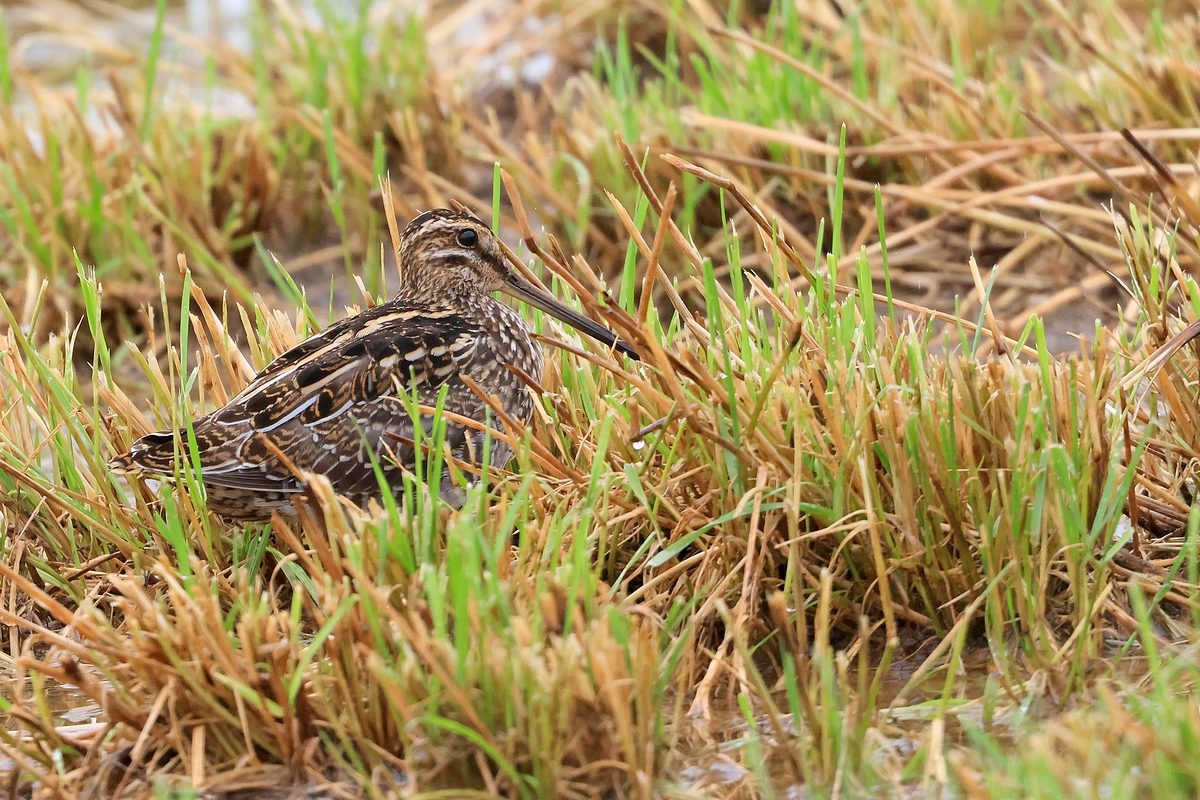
[2,1,1200,798]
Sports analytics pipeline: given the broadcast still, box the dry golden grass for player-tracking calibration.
[0,1,1199,798]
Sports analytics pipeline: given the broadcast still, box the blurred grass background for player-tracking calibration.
[5,0,1199,351]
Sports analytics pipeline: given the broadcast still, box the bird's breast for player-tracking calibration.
[477,301,544,385]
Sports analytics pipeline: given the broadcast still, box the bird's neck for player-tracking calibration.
[392,280,516,320]
[393,275,486,307]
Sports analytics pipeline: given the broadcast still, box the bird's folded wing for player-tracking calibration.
[125,303,487,484]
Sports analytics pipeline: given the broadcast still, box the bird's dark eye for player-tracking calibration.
[457,229,478,247]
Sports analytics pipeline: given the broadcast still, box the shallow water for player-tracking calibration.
[3,665,104,727]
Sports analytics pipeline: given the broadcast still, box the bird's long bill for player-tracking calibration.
[503,273,641,361]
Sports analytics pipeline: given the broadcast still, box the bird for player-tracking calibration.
[111,209,639,520]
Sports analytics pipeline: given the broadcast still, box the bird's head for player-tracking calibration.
[398,209,639,360]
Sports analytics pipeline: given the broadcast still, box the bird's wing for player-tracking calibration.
[124,302,486,490]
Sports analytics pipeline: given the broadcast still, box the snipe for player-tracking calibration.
[111,209,639,520]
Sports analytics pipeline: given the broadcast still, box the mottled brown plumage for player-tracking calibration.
[111,209,638,520]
